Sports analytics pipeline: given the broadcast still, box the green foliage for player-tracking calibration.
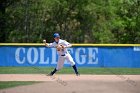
[0,0,140,43]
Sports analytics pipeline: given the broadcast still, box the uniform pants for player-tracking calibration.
[56,53,75,70]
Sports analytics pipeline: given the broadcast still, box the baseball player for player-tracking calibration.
[43,33,79,76]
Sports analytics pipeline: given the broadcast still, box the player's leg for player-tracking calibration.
[66,53,79,76]
[48,56,65,76]
[56,56,65,70]
[48,68,57,76]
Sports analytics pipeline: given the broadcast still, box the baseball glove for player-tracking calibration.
[56,45,62,51]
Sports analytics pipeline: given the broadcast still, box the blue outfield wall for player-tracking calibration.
[0,45,140,67]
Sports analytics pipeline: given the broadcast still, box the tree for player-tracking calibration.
[0,0,19,42]
[0,0,140,43]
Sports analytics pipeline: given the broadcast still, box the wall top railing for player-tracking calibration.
[0,43,140,47]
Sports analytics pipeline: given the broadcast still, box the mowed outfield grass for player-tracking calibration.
[0,67,140,75]
[0,81,40,89]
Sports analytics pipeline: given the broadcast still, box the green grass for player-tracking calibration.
[0,81,39,89]
[0,67,140,75]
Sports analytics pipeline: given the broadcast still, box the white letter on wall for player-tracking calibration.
[39,48,49,64]
[15,48,25,64]
[75,48,86,65]
[88,48,98,64]
[27,48,38,65]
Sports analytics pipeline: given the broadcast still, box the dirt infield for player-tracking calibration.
[0,74,140,93]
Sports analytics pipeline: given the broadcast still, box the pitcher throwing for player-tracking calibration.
[43,33,79,76]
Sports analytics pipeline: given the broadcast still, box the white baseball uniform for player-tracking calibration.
[47,39,75,70]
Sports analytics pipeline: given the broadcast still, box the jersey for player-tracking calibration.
[47,39,71,56]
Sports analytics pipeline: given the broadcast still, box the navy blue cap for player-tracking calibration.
[53,33,60,38]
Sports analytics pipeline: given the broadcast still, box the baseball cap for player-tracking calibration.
[53,33,60,38]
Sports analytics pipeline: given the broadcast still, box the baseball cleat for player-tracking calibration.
[76,72,80,76]
[47,74,53,76]
[47,72,53,76]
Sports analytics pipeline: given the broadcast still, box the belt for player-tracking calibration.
[61,54,65,56]
[61,52,68,56]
